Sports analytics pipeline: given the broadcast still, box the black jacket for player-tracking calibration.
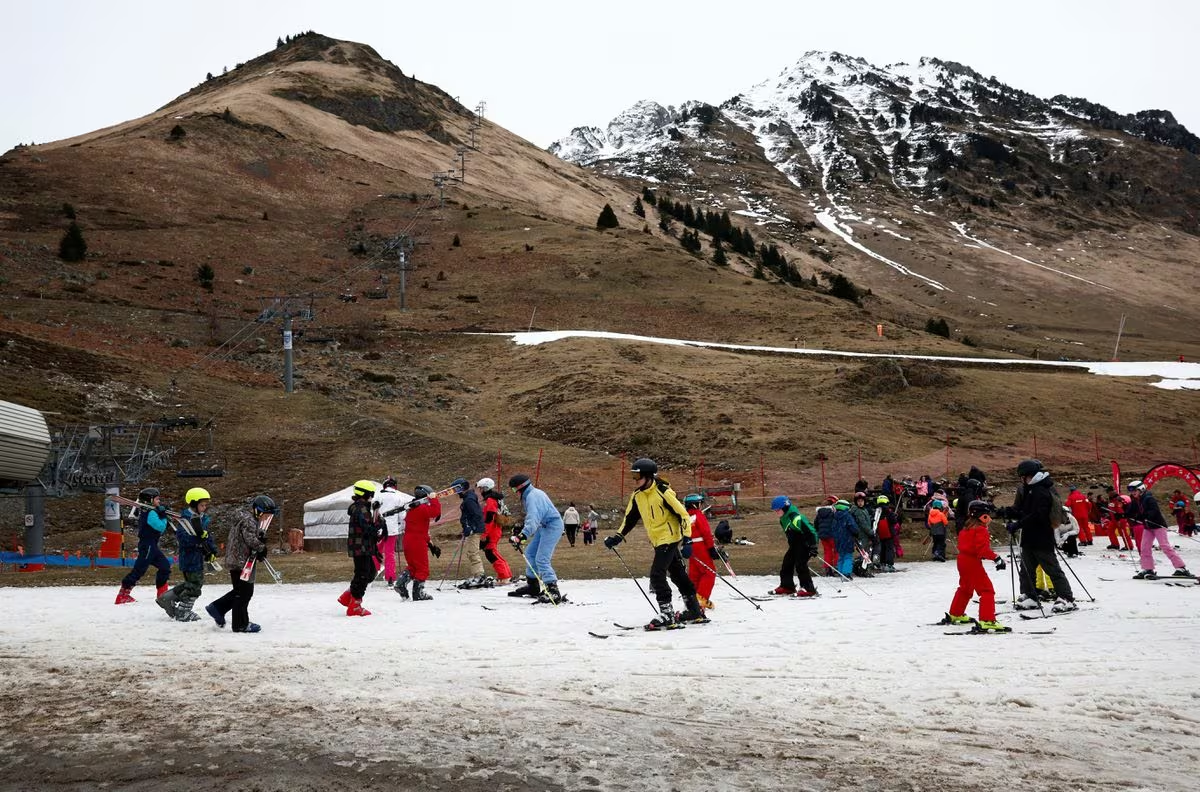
[1136,491,1167,529]
[1014,475,1056,550]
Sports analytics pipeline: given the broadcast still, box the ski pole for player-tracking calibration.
[517,537,558,607]
[1007,533,1017,605]
[261,556,283,584]
[813,553,872,597]
[436,536,466,590]
[688,554,762,611]
[609,545,660,616]
[1013,546,1048,618]
[1054,547,1094,602]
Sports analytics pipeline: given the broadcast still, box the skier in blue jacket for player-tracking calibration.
[507,474,565,603]
[156,487,219,622]
[115,487,173,605]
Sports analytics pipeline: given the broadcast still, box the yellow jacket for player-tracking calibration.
[621,478,693,547]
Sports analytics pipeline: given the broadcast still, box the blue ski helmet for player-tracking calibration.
[770,495,790,510]
[683,493,704,506]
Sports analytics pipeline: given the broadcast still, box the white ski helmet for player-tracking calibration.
[1194,492,1200,504]
[477,477,495,490]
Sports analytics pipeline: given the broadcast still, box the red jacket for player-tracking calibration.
[403,497,441,544]
[956,521,997,560]
[687,508,715,554]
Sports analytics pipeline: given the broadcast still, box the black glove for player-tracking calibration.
[708,546,721,560]
[479,539,487,551]
[428,542,441,558]
[994,557,1006,571]
[680,541,693,559]
[372,501,381,511]
[807,544,819,558]
[379,524,388,539]
[1005,521,1019,535]
[603,533,624,549]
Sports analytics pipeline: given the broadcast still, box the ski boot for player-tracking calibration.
[205,602,226,628]
[769,585,796,596]
[481,576,496,588]
[394,570,410,600]
[346,597,372,616]
[233,623,262,633]
[337,589,354,607]
[697,595,715,610]
[156,583,169,599]
[1013,596,1041,610]
[1133,569,1158,580]
[495,577,511,586]
[645,601,683,631]
[174,596,201,622]
[509,576,539,597]
[115,587,136,605]
[536,582,565,604]
[412,580,433,601]
[795,589,819,598]
[677,594,710,625]
[937,612,973,626]
[155,589,178,618]
[1172,568,1195,578]
[1051,598,1078,613]
[973,620,1012,633]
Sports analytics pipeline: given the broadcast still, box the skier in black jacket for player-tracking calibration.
[1007,459,1076,613]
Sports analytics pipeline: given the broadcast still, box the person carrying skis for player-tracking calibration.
[683,493,718,610]
[939,500,1008,632]
[813,496,838,574]
[395,484,442,601]
[848,492,874,577]
[604,458,707,628]
[1129,480,1193,580]
[832,499,858,578]
[477,477,513,585]
[206,495,273,632]
[115,487,173,605]
[874,495,901,572]
[1007,459,1077,612]
[769,495,819,597]
[156,487,219,622]
[336,480,385,616]
[508,473,566,603]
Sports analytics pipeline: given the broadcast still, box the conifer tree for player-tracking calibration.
[633,197,645,218]
[58,222,87,262]
[596,203,619,230]
[713,240,727,265]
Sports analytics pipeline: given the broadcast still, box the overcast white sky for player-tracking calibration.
[4,0,1198,154]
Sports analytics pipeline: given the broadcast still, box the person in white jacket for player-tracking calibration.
[562,502,581,547]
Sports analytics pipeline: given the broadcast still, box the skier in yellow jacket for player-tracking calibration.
[604,458,709,629]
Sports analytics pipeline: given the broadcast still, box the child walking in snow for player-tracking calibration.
[940,500,1008,632]
[684,493,718,610]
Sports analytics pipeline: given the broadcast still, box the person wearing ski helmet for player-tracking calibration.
[508,473,566,603]
[848,492,875,577]
[926,490,952,562]
[939,500,1009,632]
[115,486,173,606]
[832,499,859,578]
[453,476,490,589]
[1007,460,1077,612]
[1129,480,1192,580]
[874,495,901,572]
[813,496,839,575]
[157,487,219,623]
[606,458,707,629]
[395,483,443,601]
[683,493,718,610]
[769,495,819,596]
[206,495,274,632]
[477,477,513,585]
[338,480,384,616]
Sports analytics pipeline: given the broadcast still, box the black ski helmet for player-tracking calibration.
[508,473,531,492]
[252,494,277,514]
[1016,459,1043,478]
[138,487,160,501]
[451,477,470,496]
[630,458,658,478]
[966,499,994,519]
[381,476,398,491]
[413,484,433,499]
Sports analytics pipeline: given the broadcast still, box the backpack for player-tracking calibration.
[1047,485,1065,528]
[495,496,514,528]
[714,520,733,545]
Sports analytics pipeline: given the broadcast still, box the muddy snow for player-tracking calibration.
[1,551,1197,792]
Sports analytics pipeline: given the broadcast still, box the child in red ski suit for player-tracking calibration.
[397,486,442,601]
[684,495,717,609]
[943,500,1007,631]
[479,478,513,584]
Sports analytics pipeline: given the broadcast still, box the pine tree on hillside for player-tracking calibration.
[58,222,87,262]
[642,186,657,207]
[596,203,619,230]
[633,197,645,218]
[713,240,728,265]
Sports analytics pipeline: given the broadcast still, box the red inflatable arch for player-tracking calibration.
[1138,463,1200,496]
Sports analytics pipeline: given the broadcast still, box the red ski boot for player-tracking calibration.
[337,590,354,607]
[769,585,796,596]
[346,598,372,617]
[156,583,168,599]
[115,587,136,605]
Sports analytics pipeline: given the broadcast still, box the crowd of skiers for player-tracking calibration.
[110,456,1195,635]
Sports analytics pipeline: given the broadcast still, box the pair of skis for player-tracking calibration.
[380,480,470,517]
[107,494,196,536]
[588,620,710,639]
[239,513,281,582]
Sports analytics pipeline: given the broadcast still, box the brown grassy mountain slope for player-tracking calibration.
[0,34,1197,551]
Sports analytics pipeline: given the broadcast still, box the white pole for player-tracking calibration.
[1111,314,1126,361]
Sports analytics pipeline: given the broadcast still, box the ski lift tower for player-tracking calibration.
[257,295,315,394]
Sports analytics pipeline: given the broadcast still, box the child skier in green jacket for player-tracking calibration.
[770,495,819,597]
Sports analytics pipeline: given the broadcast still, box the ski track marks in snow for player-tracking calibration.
[950,221,1115,292]
[1,557,1199,791]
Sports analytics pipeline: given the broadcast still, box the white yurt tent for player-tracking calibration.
[303,482,412,540]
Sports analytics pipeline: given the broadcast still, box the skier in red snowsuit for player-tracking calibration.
[684,495,717,609]
[397,486,442,601]
[478,478,513,584]
[941,500,1007,631]
[1065,486,1093,545]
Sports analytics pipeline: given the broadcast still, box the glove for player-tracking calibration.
[807,546,819,559]
[479,539,487,551]
[155,504,167,515]
[680,541,693,559]
[994,557,1006,571]
[708,546,721,560]
[1005,521,1019,535]
[462,527,471,539]
[717,547,730,562]
[509,534,524,548]
[379,524,388,539]
[603,533,624,549]
[372,501,381,511]
[428,542,441,558]
[255,548,267,561]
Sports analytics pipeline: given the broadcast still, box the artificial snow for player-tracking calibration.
[3,553,1197,790]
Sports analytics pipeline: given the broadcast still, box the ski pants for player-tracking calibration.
[930,534,947,560]
[168,570,203,602]
[402,531,431,581]
[523,523,562,585]
[1019,546,1072,601]
[349,555,375,599]
[687,555,716,600]
[950,555,996,621]
[820,537,836,570]
[462,532,485,577]
[837,551,853,578]
[373,534,398,582]
[648,542,695,605]
[210,569,255,631]
[121,537,172,590]
[564,523,579,546]
[481,536,512,580]
[879,537,896,568]
[780,530,817,594]
[1138,526,1186,572]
